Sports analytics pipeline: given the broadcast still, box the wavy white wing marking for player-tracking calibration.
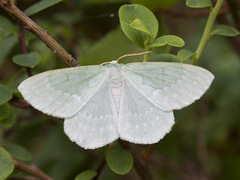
[64,81,119,149]
[122,62,214,111]
[118,79,174,144]
[18,66,108,118]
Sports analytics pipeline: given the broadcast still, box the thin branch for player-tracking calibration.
[131,148,154,180]
[0,0,79,67]
[18,24,27,55]
[141,144,155,160]
[13,158,53,180]
[9,96,30,108]
[18,23,32,76]
[193,0,225,64]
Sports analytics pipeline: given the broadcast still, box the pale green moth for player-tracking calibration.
[18,56,214,149]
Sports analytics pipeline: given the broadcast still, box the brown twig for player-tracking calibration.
[141,144,155,160]
[18,24,27,55]
[18,23,32,77]
[9,97,30,108]
[0,0,79,67]
[13,158,53,180]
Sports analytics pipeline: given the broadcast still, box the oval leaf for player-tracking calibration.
[130,18,153,37]
[0,84,13,105]
[177,49,194,61]
[0,16,16,35]
[75,170,97,180]
[119,4,159,48]
[0,147,14,180]
[24,0,63,16]
[13,52,41,68]
[0,35,18,66]
[212,25,240,37]
[0,103,11,121]
[0,108,16,128]
[186,0,212,8]
[106,149,133,175]
[3,143,32,161]
[150,35,185,48]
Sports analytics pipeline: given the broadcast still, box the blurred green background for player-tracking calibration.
[1,0,240,179]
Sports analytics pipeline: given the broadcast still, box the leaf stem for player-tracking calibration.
[143,35,152,62]
[193,0,225,64]
[18,23,32,77]
[13,158,53,180]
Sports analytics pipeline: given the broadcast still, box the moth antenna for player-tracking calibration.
[116,51,152,62]
[100,51,152,66]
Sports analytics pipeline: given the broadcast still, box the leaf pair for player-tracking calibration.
[186,0,239,37]
[119,4,185,50]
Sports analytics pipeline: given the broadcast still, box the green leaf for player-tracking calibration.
[186,0,212,8]
[130,18,153,37]
[177,49,194,61]
[0,108,16,128]
[0,147,14,180]
[119,4,159,48]
[75,170,97,180]
[212,25,240,37]
[0,103,10,121]
[3,143,32,161]
[150,35,185,48]
[0,34,18,66]
[13,52,41,68]
[24,0,63,16]
[0,84,13,105]
[0,16,16,36]
[106,148,133,175]
[151,53,181,62]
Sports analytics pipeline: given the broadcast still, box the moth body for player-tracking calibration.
[106,64,124,115]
